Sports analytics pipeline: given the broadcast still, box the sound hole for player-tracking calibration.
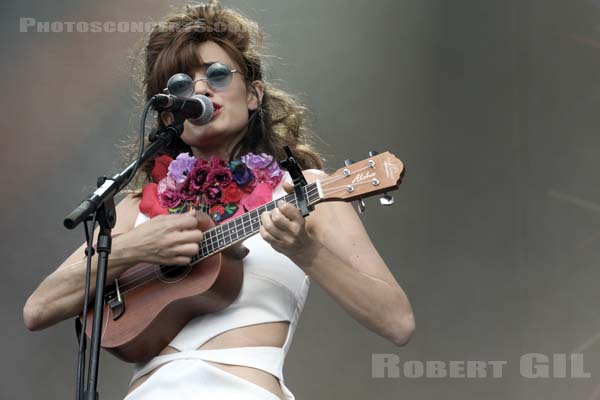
[158,264,191,283]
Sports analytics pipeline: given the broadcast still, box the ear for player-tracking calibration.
[246,80,265,111]
[160,111,174,126]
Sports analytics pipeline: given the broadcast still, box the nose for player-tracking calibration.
[192,76,214,97]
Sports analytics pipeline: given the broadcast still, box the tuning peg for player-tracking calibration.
[379,193,394,206]
[368,150,379,157]
[357,198,366,214]
[344,159,354,167]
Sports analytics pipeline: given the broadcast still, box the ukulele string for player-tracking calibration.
[106,186,318,296]
[110,175,379,298]
[108,213,269,295]
[116,170,361,283]
[114,191,299,297]
[104,172,368,298]
[319,178,380,196]
[113,186,297,285]
[104,174,367,298]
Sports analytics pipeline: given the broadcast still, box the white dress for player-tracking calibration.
[124,173,310,400]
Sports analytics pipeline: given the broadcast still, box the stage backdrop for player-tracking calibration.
[2,0,600,399]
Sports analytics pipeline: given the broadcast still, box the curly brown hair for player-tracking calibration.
[126,0,324,193]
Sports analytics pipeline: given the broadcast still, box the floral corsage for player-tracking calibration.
[139,152,284,223]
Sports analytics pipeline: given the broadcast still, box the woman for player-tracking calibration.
[23,2,415,399]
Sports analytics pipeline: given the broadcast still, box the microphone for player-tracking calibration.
[152,94,214,125]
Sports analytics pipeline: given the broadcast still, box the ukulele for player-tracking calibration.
[83,151,405,362]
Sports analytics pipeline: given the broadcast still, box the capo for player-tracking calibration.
[279,146,310,217]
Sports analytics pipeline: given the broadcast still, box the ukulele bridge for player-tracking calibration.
[105,278,125,320]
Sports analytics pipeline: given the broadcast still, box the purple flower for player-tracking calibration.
[265,159,283,180]
[157,176,178,195]
[229,160,255,187]
[241,152,275,169]
[242,152,283,188]
[168,153,197,184]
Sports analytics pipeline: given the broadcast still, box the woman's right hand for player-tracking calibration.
[121,210,208,266]
[23,195,212,331]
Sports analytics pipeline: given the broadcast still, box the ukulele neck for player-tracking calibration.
[191,181,321,263]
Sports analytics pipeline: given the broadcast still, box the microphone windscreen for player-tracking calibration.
[190,94,214,125]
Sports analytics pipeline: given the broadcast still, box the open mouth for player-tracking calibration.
[212,103,223,119]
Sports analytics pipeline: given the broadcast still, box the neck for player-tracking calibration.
[188,127,248,161]
[190,145,230,160]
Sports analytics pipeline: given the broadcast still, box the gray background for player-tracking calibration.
[2,0,600,398]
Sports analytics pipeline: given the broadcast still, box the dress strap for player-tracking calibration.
[131,346,285,384]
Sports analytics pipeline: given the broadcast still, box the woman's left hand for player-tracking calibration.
[259,183,319,259]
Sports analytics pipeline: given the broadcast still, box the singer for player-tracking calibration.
[23,2,414,399]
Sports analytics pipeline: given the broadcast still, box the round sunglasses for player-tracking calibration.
[165,62,241,97]
[192,62,240,91]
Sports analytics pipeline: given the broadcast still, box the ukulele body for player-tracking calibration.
[83,218,244,363]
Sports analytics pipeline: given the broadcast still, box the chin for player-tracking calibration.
[181,119,243,149]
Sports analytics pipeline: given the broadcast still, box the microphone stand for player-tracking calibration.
[64,116,185,400]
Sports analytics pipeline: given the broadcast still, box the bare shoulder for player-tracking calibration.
[300,170,396,282]
[301,168,329,183]
[113,193,142,235]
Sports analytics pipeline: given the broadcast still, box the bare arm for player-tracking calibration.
[261,170,415,346]
[23,194,205,331]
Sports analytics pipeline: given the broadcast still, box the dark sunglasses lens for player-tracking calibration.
[207,63,233,89]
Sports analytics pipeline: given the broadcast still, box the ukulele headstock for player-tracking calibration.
[316,151,405,210]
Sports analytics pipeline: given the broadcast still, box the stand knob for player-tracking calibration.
[357,198,366,214]
[379,193,394,206]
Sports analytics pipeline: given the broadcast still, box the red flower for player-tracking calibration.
[221,182,243,203]
[211,204,225,214]
[139,183,168,218]
[209,155,228,169]
[158,188,183,209]
[187,159,211,194]
[179,176,198,201]
[203,185,222,205]
[205,164,232,189]
[151,154,173,182]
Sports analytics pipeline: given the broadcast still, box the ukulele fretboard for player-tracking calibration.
[191,181,320,262]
